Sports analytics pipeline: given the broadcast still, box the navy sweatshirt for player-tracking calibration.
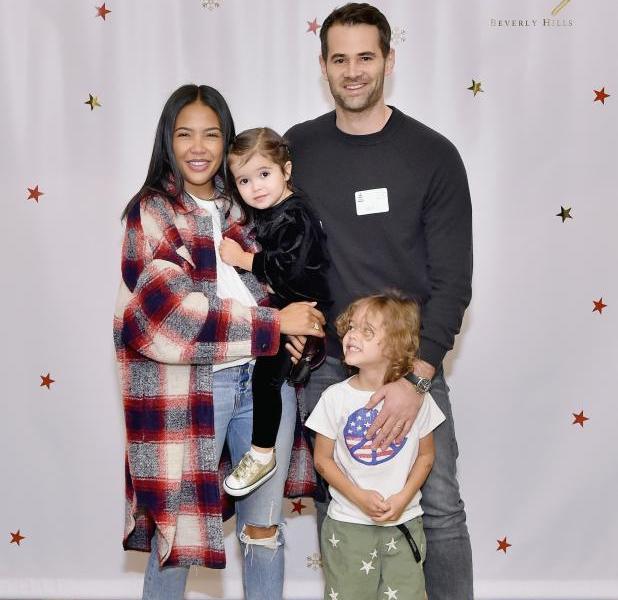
[286,107,472,367]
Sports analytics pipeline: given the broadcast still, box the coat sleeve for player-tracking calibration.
[121,197,280,365]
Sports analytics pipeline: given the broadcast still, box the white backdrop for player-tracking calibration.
[1,0,617,598]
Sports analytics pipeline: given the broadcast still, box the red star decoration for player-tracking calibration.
[592,298,607,314]
[40,373,55,389]
[572,411,589,427]
[291,499,306,514]
[95,3,111,20]
[306,18,321,35]
[496,536,511,553]
[10,530,25,546]
[27,185,44,203]
[593,87,610,104]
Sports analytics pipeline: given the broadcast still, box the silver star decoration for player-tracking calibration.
[370,548,378,559]
[360,559,376,575]
[385,537,398,552]
[391,26,407,45]
[384,586,399,600]
[329,588,339,600]
[328,533,340,548]
[306,552,323,570]
[201,0,221,9]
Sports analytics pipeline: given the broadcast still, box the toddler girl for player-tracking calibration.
[220,127,330,496]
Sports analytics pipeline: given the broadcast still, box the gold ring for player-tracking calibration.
[313,322,320,331]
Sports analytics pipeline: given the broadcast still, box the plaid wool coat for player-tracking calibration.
[114,190,315,568]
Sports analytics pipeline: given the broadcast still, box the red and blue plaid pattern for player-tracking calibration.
[114,190,315,568]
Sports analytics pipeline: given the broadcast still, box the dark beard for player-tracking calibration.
[329,72,385,113]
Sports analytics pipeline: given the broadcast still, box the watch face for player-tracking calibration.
[417,378,432,393]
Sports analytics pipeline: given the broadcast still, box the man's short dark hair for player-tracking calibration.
[320,3,391,59]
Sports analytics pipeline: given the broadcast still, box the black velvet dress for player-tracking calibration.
[249,191,330,448]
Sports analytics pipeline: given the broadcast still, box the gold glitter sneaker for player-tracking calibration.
[223,451,277,497]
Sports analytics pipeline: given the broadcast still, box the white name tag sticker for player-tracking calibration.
[355,188,389,216]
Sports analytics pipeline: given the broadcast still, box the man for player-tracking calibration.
[285,4,473,599]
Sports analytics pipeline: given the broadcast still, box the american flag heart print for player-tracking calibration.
[343,407,407,466]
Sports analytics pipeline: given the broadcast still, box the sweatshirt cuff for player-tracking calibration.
[418,337,447,369]
[250,306,280,357]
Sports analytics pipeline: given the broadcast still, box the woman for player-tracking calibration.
[114,84,324,600]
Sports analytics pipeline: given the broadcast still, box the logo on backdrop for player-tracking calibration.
[489,0,574,28]
[344,408,407,466]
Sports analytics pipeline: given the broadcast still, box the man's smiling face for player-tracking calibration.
[320,23,394,114]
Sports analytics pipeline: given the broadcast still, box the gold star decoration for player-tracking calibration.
[306,18,321,35]
[592,298,607,314]
[556,206,572,222]
[10,530,25,545]
[95,3,111,20]
[551,0,571,16]
[27,185,44,203]
[291,498,306,514]
[467,80,483,96]
[572,411,589,427]
[84,94,102,111]
[40,373,55,389]
[594,87,610,104]
[497,536,511,553]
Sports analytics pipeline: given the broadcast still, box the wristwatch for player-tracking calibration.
[407,372,432,394]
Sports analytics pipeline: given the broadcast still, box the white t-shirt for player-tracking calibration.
[191,194,256,372]
[305,377,445,526]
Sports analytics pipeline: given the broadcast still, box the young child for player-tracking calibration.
[220,127,330,496]
[305,292,445,600]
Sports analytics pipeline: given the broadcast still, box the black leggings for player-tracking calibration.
[251,338,292,448]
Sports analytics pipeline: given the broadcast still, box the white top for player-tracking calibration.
[305,377,445,526]
[191,194,256,371]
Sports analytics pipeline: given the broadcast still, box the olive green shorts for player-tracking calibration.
[320,515,427,600]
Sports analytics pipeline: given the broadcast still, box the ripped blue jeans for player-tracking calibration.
[142,362,296,600]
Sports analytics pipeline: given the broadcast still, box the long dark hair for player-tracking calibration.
[121,84,236,220]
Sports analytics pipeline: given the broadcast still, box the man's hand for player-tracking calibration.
[351,488,390,520]
[365,378,423,449]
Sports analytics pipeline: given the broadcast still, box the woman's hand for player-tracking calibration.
[279,302,325,337]
[220,237,253,271]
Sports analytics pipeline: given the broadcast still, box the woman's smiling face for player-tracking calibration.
[172,101,224,198]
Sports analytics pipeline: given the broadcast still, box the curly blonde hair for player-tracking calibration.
[335,290,421,384]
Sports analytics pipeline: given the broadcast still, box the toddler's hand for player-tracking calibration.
[219,237,244,267]
[353,489,389,519]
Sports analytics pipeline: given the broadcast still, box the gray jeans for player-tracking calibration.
[299,356,474,600]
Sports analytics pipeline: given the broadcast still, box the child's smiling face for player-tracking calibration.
[229,153,292,210]
[342,303,389,373]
